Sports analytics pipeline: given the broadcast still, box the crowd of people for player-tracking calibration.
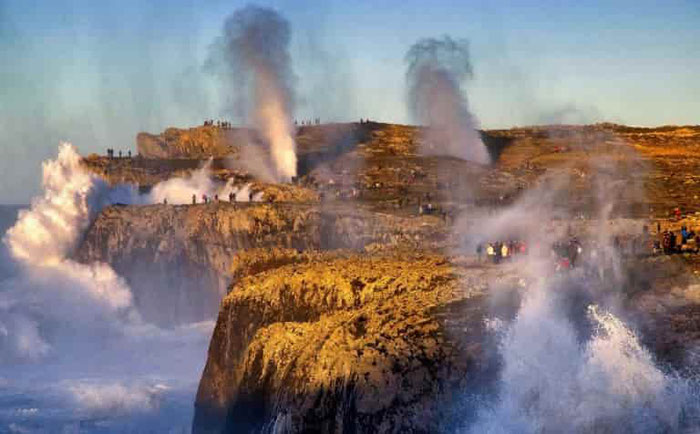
[655,225,699,254]
[205,118,327,128]
[201,117,378,128]
[186,191,255,205]
[551,237,583,269]
[106,149,131,159]
[296,118,321,126]
[160,191,258,206]
[474,221,700,272]
[203,120,233,129]
[476,240,528,263]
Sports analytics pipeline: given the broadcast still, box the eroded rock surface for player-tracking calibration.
[75,203,448,326]
[193,254,514,433]
[137,126,242,159]
[71,121,700,432]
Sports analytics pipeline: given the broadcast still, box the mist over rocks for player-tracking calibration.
[187,122,700,432]
[207,5,298,182]
[406,36,490,165]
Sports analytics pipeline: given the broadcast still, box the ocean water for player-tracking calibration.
[0,145,231,433]
[0,206,23,234]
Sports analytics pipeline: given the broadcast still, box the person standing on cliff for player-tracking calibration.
[192,194,196,205]
[501,242,509,261]
[486,243,495,263]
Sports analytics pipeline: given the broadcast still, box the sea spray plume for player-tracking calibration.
[1,143,140,360]
[208,5,297,181]
[405,36,490,164]
[459,144,699,432]
[149,158,261,205]
[471,282,691,432]
[0,144,218,429]
[6,143,139,265]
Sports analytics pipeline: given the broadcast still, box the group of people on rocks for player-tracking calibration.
[106,149,131,159]
[475,220,700,270]
[187,191,254,205]
[204,118,327,128]
[477,240,528,263]
[656,225,699,254]
[418,202,436,215]
[296,118,321,126]
[552,237,583,269]
[474,236,587,269]
[161,191,257,205]
[416,192,436,214]
[203,120,233,129]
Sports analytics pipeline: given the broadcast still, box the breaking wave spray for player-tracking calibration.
[459,159,699,432]
[0,144,225,430]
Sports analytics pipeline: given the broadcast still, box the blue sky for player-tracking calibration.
[0,0,698,202]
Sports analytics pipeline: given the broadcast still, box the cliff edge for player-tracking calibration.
[137,125,245,159]
[193,254,512,433]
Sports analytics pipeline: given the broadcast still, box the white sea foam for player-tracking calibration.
[463,157,699,432]
[470,282,696,432]
[0,144,216,430]
[69,382,168,416]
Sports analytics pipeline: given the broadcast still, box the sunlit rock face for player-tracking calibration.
[34,122,700,432]
[75,203,449,327]
[137,126,241,159]
[193,254,513,433]
[191,251,700,434]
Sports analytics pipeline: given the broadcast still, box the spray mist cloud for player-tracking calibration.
[1,143,139,361]
[455,143,699,432]
[149,159,262,205]
[406,36,490,164]
[0,143,232,362]
[0,143,220,430]
[208,5,297,182]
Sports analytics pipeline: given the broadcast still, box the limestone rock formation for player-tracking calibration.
[75,203,448,326]
[193,254,511,433]
[137,126,244,159]
[71,121,700,433]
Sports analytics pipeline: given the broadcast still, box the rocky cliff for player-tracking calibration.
[191,250,700,434]
[72,121,700,433]
[137,126,244,159]
[91,122,700,216]
[193,254,516,433]
[75,203,448,326]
